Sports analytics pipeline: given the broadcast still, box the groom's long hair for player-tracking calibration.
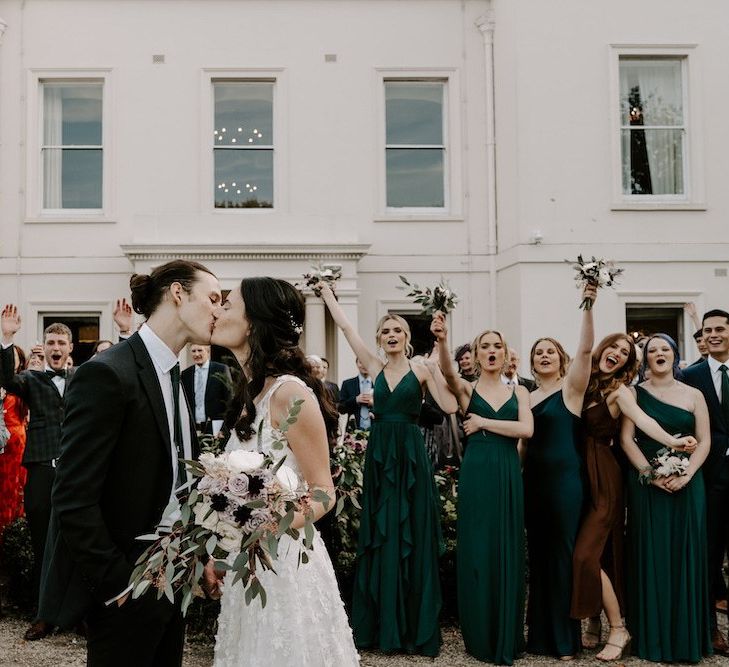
[225,277,338,443]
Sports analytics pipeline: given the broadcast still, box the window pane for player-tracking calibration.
[619,58,683,126]
[386,148,444,207]
[214,149,273,208]
[43,83,102,145]
[385,82,443,145]
[43,148,103,208]
[621,129,684,195]
[214,83,273,146]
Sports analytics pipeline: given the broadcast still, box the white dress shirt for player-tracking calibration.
[194,361,210,423]
[706,355,729,455]
[44,365,66,396]
[358,373,372,429]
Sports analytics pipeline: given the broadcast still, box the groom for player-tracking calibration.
[39,260,222,666]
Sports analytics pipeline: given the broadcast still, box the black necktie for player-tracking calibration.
[169,363,188,490]
[719,364,729,420]
[45,369,66,379]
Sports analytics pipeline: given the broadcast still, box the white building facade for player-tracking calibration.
[0,0,726,376]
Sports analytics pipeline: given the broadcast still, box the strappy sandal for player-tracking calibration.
[596,624,631,662]
[582,618,601,650]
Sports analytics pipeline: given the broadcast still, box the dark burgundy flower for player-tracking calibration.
[233,504,253,527]
[247,473,265,497]
[210,493,228,512]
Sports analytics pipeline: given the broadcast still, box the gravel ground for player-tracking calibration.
[2,615,728,666]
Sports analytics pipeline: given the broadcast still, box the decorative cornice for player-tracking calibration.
[475,7,495,35]
[121,243,372,262]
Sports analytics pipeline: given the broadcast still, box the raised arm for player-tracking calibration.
[613,384,697,452]
[562,284,597,413]
[430,312,470,410]
[463,385,534,439]
[0,305,29,399]
[317,283,382,378]
[417,359,458,415]
[684,302,701,334]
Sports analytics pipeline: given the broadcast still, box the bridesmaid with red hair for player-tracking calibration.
[0,345,28,539]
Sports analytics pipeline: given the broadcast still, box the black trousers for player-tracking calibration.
[86,594,184,667]
[705,455,729,630]
[24,462,55,616]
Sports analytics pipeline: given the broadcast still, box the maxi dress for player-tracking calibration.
[571,400,624,619]
[626,386,711,663]
[524,390,583,658]
[458,389,525,664]
[351,369,443,656]
[0,394,27,538]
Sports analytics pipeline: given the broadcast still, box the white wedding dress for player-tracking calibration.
[214,375,360,667]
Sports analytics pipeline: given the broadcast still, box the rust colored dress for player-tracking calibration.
[0,393,28,538]
[570,400,624,619]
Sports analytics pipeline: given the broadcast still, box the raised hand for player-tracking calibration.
[113,298,133,334]
[1,304,21,341]
[430,311,447,342]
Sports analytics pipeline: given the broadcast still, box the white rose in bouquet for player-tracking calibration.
[275,464,301,493]
[193,500,218,531]
[199,451,230,480]
[228,450,265,474]
[217,518,243,553]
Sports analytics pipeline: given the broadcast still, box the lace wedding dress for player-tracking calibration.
[214,375,360,667]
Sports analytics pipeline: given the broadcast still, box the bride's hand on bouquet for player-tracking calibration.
[312,280,334,300]
[651,476,673,493]
[463,413,487,436]
[430,311,447,342]
[203,559,225,600]
[664,472,692,493]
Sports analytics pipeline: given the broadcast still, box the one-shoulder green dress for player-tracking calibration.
[351,369,443,656]
[524,390,583,658]
[626,386,711,663]
[458,390,525,664]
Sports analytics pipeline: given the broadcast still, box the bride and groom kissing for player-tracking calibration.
[39,260,359,667]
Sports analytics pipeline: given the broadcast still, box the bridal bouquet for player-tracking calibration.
[129,400,330,613]
[398,276,459,315]
[651,446,690,478]
[298,262,342,297]
[567,255,624,310]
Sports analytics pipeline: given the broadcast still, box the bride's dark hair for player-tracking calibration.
[224,277,338,442]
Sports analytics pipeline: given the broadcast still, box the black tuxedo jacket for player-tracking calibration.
[181,361,232,423]
[682,359,728,470]
[39,333,198,628]
[517,375,536,392]
[0,344,74,463]
[338,376,368,430]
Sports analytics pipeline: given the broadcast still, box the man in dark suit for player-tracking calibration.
[0,311,74,640]
[503,348,536,391]
[181,344,232,434]
[682,308,729,655]
[39,260,221,667]
[338,357,372,431]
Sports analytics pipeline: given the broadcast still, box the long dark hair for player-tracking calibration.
[224,277,338,442]
[584,333,638,406]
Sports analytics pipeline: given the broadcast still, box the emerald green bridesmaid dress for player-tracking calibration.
[524,390,583,657]
[458,390,525,664]
[626,386,712,663]
[351,369,443,656]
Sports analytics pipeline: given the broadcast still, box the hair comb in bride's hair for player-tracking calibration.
[289,313,303,335]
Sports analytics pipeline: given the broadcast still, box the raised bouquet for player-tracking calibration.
[567,255,624,310]
[128,400,331,613]
[297,262,342,297]
[398,276,458,315]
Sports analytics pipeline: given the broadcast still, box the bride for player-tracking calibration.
[204,277,359,667]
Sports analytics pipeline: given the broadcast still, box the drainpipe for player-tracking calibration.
[476,6,497,326]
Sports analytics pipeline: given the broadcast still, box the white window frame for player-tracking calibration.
[375,68,463,221]
[25,69,114,223]
[201,69,285,214]
[609,45,705,211]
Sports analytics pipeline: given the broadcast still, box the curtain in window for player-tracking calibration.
[43,86,63,208]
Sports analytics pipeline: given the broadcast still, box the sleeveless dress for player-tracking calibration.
[0,394,27,537]
[571,400,624,619]
[214,375,359,667]
[626,386,711,662]
[458,390,525,665]
[524,390,583,657]
[351,369,443,656]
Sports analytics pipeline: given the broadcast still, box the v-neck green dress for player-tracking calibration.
[626,386,711,663]
[458,389,525,664]
[351,369,443,657]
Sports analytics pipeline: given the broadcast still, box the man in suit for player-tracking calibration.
[39,260,221,667]
[682,308,729,655]
[181,344,232,434]
[338,357,372,431]
[0,313,74,640]
[502,348,536,391]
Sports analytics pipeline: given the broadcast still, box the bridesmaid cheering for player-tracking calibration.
[523,284,596,660]
[317,283,457,656]
[621,334,712,662]
[431,314,533,665]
